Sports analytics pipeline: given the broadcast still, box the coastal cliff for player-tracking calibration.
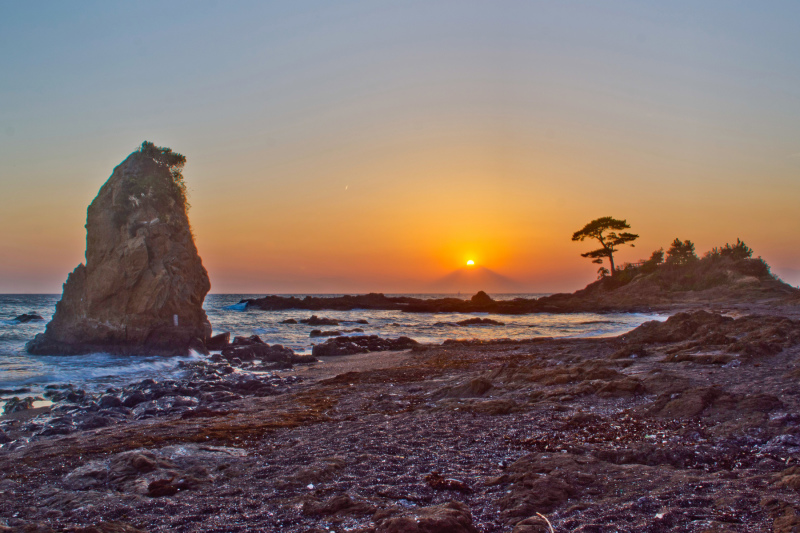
[27,142,211,356]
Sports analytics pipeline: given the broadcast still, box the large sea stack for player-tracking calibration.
[27,142,212,356]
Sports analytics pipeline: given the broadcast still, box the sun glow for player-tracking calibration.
[466,259,475,266]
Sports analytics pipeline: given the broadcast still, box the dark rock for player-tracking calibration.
[201,391,242,403]
[511,516,553,533]
[26,143,212,356]
[0,387,31,394]
[301,315,340,326]
[302,494,376,517]
[67,521,146,532]
[2,396,37,415]
[626,311,734,344]
[290,354,317,365]
[77,415,115,430]
[180,408,228,419]
[610,344,649,359]
[424,471,472,493]
[188,337,209,355]
[98,395,123,409]
[13,313,44,323]
[231,335,265,346]
[312,335,418,357]
[498,454,587,524]
[121,391,148,408]
[146,476,201,497]
[433,377,493,399]
[309,329,342,337]
[131,396,199,419]
[245,293,410,312]
[65,389,88,403]
[471,291,494,305]
[312,340,369,357]
[280,457,346,488]
[374,501,479,533]
[205,332,230,350]
[457,317,504,326]
[63,445,236,498]
[221,343,295,363]
[280,318,298,324]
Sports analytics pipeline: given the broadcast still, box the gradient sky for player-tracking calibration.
[1,1,799,293]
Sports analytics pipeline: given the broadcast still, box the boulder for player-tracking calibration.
[424,471,472,493]
[301,315,340,326]
[374,501,479,533]
[206,332,230,350]
[2,396,37,415]
[302,493,376,517]
[309,329,342,337]
[13,313,44,323]
[221,343,295,363]
[27,142,211,356]
[312,335,418,356]
[471,291,494,305]
[457,317,504,326]
[231,335,264,346]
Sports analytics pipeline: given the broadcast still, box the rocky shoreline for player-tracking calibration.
[3,305,800,531]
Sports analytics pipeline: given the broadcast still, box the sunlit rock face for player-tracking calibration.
[27,144,211,355]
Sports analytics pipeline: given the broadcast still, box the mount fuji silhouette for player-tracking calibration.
[428,266,523,294]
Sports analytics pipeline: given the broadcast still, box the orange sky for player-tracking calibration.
[1,2,799,293]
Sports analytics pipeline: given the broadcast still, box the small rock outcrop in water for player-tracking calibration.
[13,313,44,323]
[27,142,211,356]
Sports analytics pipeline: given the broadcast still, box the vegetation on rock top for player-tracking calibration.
[117,141,191,224]
[586,237,776,294]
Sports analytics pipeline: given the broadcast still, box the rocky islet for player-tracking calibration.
[27,143,212,357]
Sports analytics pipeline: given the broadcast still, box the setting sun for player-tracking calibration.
[466,260,475,266]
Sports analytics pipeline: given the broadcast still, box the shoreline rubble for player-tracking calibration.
[3,308,800,530]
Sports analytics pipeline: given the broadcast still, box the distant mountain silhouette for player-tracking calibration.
[429,266,523,293]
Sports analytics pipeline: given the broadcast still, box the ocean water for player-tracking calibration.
[0,293,664,402]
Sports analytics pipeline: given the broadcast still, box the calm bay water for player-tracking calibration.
[0,294,664,401]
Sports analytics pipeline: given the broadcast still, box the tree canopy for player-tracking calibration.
[665,238,697,265]
[707,238,753,261]
[138,141,189,208]
[572,216,639,275]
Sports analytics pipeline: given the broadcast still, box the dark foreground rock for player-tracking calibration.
[1,360,304,445]
[2,396,38,415]
[205,332,230,350]
[5,310,800,531]
[374,501,479,532]
[27,142,212,356]
[214,335,315,367]
[312,335,419,356]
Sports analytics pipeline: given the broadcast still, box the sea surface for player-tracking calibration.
[0,293,665,403]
